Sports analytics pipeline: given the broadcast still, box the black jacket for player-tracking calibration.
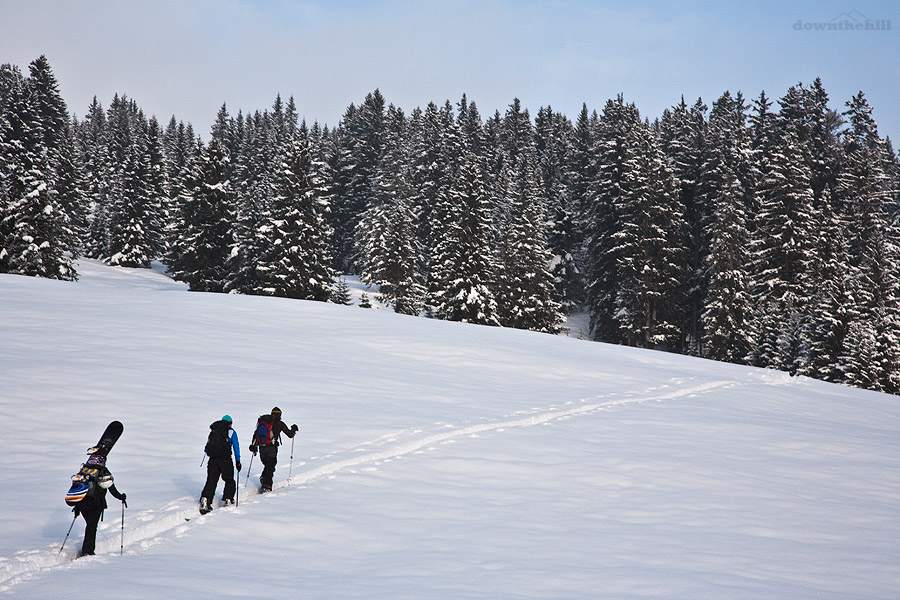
[76,467,125,513]
[271,418,296,446]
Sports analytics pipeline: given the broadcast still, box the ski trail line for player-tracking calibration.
[284,379,735,485]
[0,377,733,592]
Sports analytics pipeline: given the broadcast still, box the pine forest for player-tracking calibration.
[2,56,898,395]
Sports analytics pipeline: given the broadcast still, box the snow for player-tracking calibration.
[0,259,898,599]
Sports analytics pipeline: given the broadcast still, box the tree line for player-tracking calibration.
[2,56,898,394]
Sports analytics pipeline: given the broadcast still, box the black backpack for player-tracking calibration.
[206,421,232,458]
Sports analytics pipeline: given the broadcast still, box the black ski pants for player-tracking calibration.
[79,505,102,556]
[259,444,279,487]
[202,456,236,503]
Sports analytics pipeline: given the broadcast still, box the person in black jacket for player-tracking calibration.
[73,465,126,557]
[200,415,241,514]
[249,406,297,492]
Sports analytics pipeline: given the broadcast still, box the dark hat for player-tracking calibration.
[271,407,282,416]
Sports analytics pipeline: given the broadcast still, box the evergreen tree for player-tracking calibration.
[535,105,582,310]
[210,102,240,158]
[411,102,455,279]
[585,96,686,348]
[749,128,818,306]
[701,168,753,363]
[584,98,630,342]
[748,90,778,217]
[0,61,80,279]
[162,116,198,205]
[256,128,335,301]
[331,277,353,305]
[27,56,87,248]
[145,116,170,258]
[356,105,425,314]
[747,127,817,368]
[659,97,706,353]
[699,92,753,363]
[618,123,686,348]
[775,305,807,376]
[168,139,234,292]
[98,95,168,267]
[106,124,157,267]
[495,157,562,332]
[431,144,500,326]
[493,100,563,333]
[330,90,386,272]
[76,97,111,258]
[568,104,598,218]
[804,274,857,382]
[226,109,273,295]
[835,92,900,392]
[839,318,880,391]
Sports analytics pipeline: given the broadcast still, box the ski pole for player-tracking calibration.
[120,501,125,555]
[288,436,295,483]
[200,453,206,468]
[59,512,78,554]
[244,451,254,488]
[235,465,240,508]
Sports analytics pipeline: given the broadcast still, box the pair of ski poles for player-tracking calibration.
[59,501,126,556]
[242,436,295,487]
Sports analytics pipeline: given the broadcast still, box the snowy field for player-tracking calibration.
[1,260,898,599]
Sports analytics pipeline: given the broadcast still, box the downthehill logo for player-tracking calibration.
[793,9,891,31]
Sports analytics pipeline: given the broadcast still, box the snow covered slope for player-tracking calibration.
[1,260,897,599]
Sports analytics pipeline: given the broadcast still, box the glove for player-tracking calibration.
[72,506,80,517]
[120,493,127,508]
[291,424,298,433]
[249,444,257,455]
[236,461,242,472]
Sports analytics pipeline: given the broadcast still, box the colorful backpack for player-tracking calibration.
[65,455,106,506]
[255,414,275,446]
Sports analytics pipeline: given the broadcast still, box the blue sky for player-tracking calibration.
[1,0,897,143]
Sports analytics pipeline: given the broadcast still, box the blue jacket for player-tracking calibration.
[228,429,241,463]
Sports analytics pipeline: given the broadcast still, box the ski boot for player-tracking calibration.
[199,497,211,514]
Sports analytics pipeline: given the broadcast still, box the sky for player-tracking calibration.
[1,0,898,143]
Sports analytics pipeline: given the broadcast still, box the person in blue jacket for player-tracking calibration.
[200,415,241,514]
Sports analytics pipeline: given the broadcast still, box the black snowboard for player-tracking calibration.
[65,421,123,506]
[87,420,124,456]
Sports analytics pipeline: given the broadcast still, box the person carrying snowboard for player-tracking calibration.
[72,465,126,557]
[249,406,297,492]
[200,415,241,514]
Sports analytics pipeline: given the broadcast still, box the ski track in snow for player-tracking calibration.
[0,376,742,592]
